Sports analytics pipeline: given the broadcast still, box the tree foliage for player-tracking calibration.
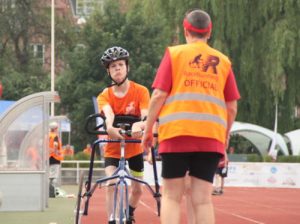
[0,0,74,100]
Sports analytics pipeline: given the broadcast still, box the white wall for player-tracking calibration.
[144,161,300,188]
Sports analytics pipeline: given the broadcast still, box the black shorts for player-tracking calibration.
[160,152,222,183]
[104,153,144,177]
[216,166,228,178]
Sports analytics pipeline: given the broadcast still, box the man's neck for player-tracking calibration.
[187,36,207,44]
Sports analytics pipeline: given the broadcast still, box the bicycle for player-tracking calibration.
[75,113,161,224]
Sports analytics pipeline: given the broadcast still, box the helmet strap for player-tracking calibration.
[107,69,129,87]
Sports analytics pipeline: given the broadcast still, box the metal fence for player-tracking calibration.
[60,160,105,185]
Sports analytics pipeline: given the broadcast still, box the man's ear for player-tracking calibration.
[184,28,191,43]
[184,28,189,38]
[206,29,212,40]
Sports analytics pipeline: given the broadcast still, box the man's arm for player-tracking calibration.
[225,100,238,148]
[142,88,168,151]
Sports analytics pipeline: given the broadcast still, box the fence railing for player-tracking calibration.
[61,160,105,184]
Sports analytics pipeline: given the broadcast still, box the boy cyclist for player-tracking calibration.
[97,46,150,224]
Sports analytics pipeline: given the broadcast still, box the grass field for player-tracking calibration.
[0,185,78,224]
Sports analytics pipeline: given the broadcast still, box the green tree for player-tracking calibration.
[0,0,75,100]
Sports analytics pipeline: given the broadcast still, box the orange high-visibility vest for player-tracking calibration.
[158,42,231,144]
[49,132,63,161]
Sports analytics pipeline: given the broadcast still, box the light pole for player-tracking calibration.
[50,0,55,116]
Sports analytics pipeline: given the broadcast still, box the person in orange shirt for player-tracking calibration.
[63,144,74,158]
[49,121,63,198]
[142,9,240,224]
[26,146,41,170]
[97,46,150,224]
[83,143,92,155]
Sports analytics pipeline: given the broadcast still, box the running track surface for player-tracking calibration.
[81,187,300,224]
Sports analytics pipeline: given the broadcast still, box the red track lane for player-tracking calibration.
[80,187,300,224]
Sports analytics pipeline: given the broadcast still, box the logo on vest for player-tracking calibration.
[189,54,220,74]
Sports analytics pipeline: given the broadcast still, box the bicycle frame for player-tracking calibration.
[76,113,161,224]
[82,138,160,222]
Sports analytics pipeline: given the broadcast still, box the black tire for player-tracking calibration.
[75,171,85,224]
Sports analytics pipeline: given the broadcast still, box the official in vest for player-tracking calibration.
[142,9,240,224]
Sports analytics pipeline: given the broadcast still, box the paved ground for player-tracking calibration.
[1,185,300,224]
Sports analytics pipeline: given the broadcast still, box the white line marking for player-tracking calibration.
[215,208,265,224]
[139,200,157,214]
[231,213,265,224]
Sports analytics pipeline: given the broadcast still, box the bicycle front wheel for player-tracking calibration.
[75,171,86,224]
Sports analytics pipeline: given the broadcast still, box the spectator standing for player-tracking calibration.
[63,144,74,158]
[212,149,229,195]
[49,121,63,198]
[229,146,235,154]
[83,143,92,155]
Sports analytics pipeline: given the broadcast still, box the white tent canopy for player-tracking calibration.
[231,122,289,156]
[284,130,300,155]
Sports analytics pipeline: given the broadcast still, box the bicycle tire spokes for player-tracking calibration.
[75,172,86,224]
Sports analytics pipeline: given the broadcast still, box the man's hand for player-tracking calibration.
[142,131,153,154]
[145,151,153,164]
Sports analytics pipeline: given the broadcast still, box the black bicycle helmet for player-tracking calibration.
[100,46,129,68]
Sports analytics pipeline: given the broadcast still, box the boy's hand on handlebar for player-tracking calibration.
[131,121,145,138]
[107,126,124,139]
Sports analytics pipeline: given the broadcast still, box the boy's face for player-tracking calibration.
[107,60,127,82]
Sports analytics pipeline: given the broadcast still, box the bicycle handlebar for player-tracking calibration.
[94,138,142,144]
[85,113,158,137]
[85,113,141,135]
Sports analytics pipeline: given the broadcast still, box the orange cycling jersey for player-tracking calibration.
[97,81,150,159]
[49,132,63,161]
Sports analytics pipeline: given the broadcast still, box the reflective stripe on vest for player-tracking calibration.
[165,93,226,109]
[160,112,226,128]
